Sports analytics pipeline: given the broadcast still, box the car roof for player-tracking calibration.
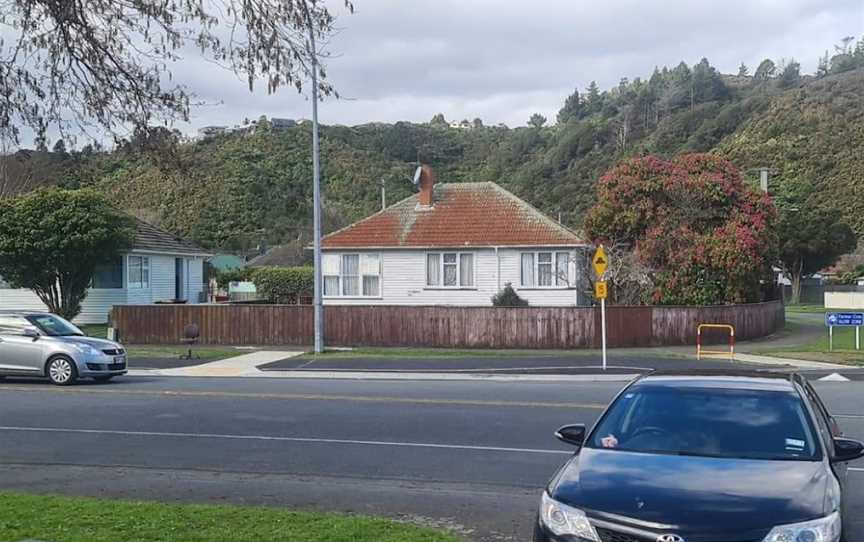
[0,310,50,316]
[635,369,798,392]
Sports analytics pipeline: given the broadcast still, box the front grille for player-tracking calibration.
[597,528,646,542]
[102,348,125,356]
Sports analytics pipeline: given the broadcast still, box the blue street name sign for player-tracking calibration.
[825,312,864,327]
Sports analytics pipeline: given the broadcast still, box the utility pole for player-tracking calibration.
[307,7,324,354]
[757,167,769,193]
[380,178,386,211]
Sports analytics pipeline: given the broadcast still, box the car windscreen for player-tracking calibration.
[25,314,84,337]
[587,385,820,461]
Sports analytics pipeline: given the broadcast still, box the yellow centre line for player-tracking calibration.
[0,385,606,410]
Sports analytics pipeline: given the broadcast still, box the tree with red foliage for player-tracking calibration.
[584,154,777,305]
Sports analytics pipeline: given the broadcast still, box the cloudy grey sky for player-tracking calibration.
[172,0,864,133]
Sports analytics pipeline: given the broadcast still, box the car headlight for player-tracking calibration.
[72,344,96,356]
[539,491,600,541]
[762,512,841,542]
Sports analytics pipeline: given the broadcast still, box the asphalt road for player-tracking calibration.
[259,353,864,381]
[0,375,863,541]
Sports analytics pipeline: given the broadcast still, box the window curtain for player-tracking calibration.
[538,252,552,286]
[443,253,457,286]
[361,254,380,296]
[427,253,440,286]
[323,254,340,296]
[556,252,569,286]
[342,254,359,296]
[459,254,474,287]
[521,253,534,286]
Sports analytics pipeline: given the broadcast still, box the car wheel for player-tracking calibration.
[93,375,114,383]
[46,356,77,386]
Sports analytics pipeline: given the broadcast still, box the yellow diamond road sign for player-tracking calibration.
[592,245,608,277]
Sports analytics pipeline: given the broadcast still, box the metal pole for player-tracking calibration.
[600,298,607,371]
[857,326,860,351]
[829,325,833,352]
[308,13,324,354]
[759,168,769,193]
[381,178,386,211]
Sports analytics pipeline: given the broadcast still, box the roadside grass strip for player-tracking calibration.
[0,491,461,542]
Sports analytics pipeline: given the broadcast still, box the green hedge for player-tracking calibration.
[249,266,313,304]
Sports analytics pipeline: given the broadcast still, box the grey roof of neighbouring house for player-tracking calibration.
[247,243,308,267]
[133,219,210,256]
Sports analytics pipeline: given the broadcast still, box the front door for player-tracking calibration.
[0,315,44,374]
[175,258,185,300]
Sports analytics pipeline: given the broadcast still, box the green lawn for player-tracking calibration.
[79,324,239,361]
[298,346,609,361]
[784,304,826,314]
[124,344,243,361]
[754,325,864,366]
[0,492,460,542]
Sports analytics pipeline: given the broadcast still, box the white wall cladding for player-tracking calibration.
[323,248,585,307]
[0,253,207,323]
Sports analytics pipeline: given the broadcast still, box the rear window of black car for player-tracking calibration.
[588,385,820,461]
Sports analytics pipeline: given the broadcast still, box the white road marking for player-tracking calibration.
[0,426,571,456]
[835,414,864,419]
[850,467,864,473]
[818,373,851,382]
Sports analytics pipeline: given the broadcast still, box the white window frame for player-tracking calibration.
[520,250,572,289]
[425,251,476,289]
[127,255,150,289]
[323,253,382,298]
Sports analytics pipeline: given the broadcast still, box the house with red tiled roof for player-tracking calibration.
[320,166,590,306]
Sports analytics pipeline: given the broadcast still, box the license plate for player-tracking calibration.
[114,356,125,363]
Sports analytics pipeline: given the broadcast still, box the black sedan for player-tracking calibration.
[535,370,863,542]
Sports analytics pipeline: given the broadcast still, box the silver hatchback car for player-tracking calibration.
[0,311,127,385]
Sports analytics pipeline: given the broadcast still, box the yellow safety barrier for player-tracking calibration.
[696,324,735,361]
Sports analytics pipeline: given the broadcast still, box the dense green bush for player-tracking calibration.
[215,266,252,285]
[491,283,529,307]
[249,266,313,304]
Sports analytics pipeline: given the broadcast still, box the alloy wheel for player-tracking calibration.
[48,358,74,385]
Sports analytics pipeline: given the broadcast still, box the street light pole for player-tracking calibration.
[307,10,324,354]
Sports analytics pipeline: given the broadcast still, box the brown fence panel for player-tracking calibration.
[111,301,783,348]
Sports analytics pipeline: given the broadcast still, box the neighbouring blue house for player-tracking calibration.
[0,219,211,324]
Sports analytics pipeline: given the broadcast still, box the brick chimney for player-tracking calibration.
[418,164,435,207]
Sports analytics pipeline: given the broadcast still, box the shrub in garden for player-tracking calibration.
[249,266,313,304]
[491,283,529,307]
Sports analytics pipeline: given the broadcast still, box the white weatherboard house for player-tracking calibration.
[321,166,590,306]
[0,219,210,323]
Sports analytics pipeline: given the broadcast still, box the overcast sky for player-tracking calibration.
[105,0,864,136]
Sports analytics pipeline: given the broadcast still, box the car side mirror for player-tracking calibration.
[832,437,864,463]
[555,424,586,447]
[22,327,40,339]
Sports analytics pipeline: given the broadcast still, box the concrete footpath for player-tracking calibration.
[152,351,303,377]
[128,348,864,382]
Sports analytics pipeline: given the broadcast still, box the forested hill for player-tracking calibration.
[5,55,864,251]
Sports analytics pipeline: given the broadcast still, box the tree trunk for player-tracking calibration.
[790,259,804,305]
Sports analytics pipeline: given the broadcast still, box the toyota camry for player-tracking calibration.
[534,370,863,542]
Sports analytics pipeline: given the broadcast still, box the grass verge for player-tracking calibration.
[0,491,460,542]
[79,324,240,361]
[753,326,864,366]
[784,304,828,314]
[124,344,244,361]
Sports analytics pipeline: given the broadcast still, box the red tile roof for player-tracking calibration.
[322,182,585,248]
